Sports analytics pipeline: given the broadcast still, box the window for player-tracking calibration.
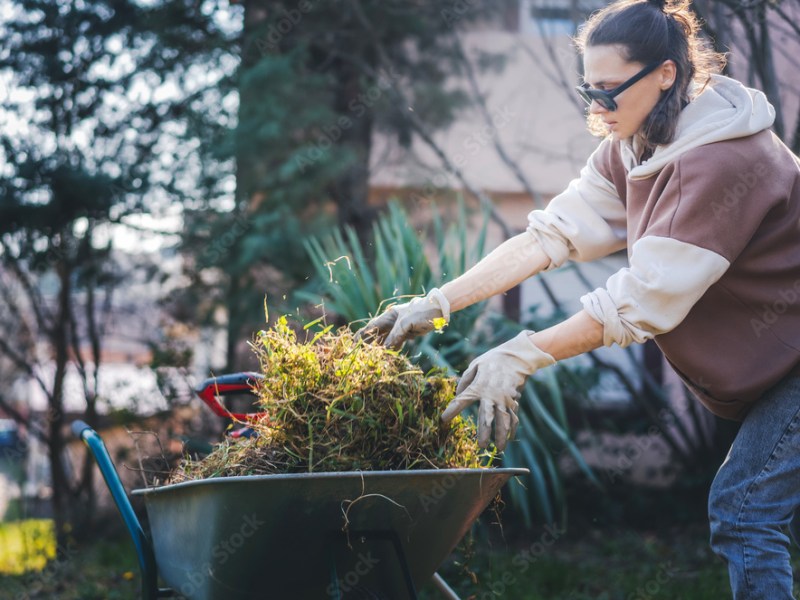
[519,0,605,37]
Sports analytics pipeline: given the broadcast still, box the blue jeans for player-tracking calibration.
[709,375,800,599]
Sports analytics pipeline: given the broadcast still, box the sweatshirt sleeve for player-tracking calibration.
[579,143,779,347]
[580,236,730,347]
[526,139,627,271]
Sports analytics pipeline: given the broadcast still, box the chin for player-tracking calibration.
[609,129,633,141]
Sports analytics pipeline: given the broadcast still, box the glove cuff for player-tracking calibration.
[425,287,451,323]
[514,330,556,370]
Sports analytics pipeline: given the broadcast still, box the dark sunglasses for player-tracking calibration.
[576,61,663,111]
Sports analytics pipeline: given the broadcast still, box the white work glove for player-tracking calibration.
[441,331,556,451]
[357,288,451,349]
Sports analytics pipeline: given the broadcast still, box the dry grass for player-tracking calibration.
[170,318,490,482]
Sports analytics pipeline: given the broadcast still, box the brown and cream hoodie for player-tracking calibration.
[526,74,800,420]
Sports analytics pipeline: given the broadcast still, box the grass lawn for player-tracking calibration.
[0,521,138,600]
[423,525,737,599]
[2,519,800,598]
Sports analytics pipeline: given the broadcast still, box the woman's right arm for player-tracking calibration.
[361,140,626,346]
[440,232,550,311]
[444,139,626,312]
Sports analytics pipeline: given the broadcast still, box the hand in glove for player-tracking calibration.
[441,331,556,451]
[357,288,450,349]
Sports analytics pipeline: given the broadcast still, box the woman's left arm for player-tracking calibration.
[529,309,605,360]
[440,310,605,450]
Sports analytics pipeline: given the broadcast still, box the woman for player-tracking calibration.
[361,0,800,596]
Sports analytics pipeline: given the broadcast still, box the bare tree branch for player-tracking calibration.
[769,0,800,38]
[0,238,54,333]
[453,31,546,208]
[0,335,54,404]
[0,275,38,357]
[515,38,586,118]
[0,393,49,443]
[345,0,514,238]
[721,0,785,136]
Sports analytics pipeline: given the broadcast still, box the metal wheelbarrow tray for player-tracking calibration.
[73,420,527,599]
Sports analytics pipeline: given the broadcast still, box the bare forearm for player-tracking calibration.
[440,233,550,312]
[529,310,604,361]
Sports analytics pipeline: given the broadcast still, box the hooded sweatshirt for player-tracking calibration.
[526,74,800,420]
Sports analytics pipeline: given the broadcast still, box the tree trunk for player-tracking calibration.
[225,275,242,373]
[49,254,73,555]
[237,0,270,208]
[756,5,784,139]
[226,0,267,373]
[77,231,100,530]
[326,55,376,244]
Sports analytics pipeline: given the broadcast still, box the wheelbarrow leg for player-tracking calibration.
[72,420,174,599]
[431,572,461,600]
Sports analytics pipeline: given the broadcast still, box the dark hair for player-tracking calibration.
[575,0,726,147]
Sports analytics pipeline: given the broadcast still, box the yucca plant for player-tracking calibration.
[300,200,486,372]
[298,199,599,527]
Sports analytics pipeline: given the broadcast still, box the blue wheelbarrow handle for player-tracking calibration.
[72,420,173,599]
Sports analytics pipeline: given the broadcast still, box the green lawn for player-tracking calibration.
[423,525,736,599]
[1,520,799,599]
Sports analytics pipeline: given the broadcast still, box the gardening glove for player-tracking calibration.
[357,288,451,349]
[441,331,555,451]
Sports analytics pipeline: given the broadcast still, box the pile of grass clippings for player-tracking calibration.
[170,317,490,483]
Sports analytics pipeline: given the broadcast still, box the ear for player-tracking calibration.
[659,60,677,91]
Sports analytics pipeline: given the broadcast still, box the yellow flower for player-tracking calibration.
[432,317,447,331]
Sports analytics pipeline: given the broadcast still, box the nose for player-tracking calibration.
[588,100,607,115]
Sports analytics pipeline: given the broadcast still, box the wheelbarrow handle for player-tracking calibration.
[194,372,266,422]
[72,421,173,599]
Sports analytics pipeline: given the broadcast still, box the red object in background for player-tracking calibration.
[194,373,268,433]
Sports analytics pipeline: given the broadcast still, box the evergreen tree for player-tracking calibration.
[0,0,234,552]
[179,0,511,370]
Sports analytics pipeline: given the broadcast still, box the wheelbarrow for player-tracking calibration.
[72,377,528,599]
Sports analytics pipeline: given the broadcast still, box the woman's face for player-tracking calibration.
[582,44,675,141]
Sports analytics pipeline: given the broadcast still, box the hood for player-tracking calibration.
[622,74,776,179]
